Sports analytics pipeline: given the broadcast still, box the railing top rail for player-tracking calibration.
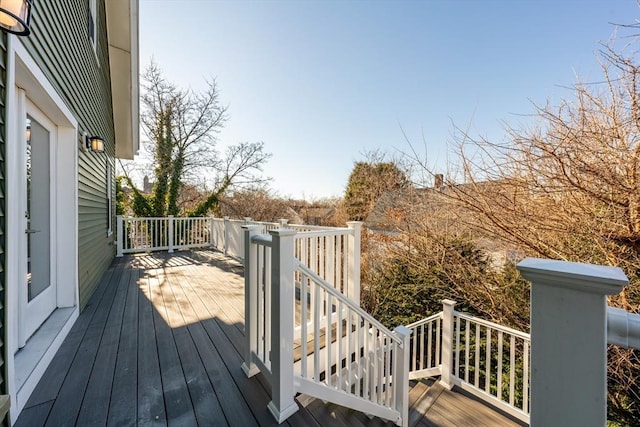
[455,311,530,340]
[122,216,172,221]
[406,312,442,328]
[288,224,349,232]
[294,228,352,238]
[296,262,402,344]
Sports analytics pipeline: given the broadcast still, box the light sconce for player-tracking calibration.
[0,0,32,36]
[84,134,105,153]
[26,118,31,143]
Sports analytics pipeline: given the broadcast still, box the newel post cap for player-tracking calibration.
[268,229,297,237]
[517,257,628,295]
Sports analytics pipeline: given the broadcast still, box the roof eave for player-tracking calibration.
[106,0,140,160]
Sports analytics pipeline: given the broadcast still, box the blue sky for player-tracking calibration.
[139,0,639,199]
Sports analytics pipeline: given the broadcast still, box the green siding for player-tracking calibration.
[0,31,7,405]
[21,0,116,309]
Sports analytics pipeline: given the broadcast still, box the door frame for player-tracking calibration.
[5,38,80,420]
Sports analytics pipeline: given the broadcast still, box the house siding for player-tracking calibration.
[20,0,116,308]
[0,31,7,403]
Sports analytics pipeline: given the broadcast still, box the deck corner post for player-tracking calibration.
[208,215,215,248]
[346,221,362,303]
[241,225,263,378]
[268,228,299,422]
[167,215,174,253]
[440,299,457,389]
[223,216,230,256]
[517,258,628,427]
[393,325,412,427]
[116,215,123,257]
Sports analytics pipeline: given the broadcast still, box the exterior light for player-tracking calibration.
[85,134,105,153]
[26,118,31,143]
[0,0,32,36]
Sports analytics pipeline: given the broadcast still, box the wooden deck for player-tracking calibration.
[15,250,524,427]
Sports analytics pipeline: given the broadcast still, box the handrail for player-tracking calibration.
[297,263,400,344]
[454,311,531,340]
[251,234,272,247]
[295,262,410,426]
[406,312,442,329]
[243,226,408,426]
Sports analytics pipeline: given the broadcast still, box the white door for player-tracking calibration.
[19,105,56,345]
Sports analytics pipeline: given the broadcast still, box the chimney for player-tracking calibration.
[435,173,443,189]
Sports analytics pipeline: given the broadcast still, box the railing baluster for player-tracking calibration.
[419,324,425,370]
[363,320,369,400]
[427,322,432,368]
[509,335,515,406]
[301,274,308,378]
[455,314,461,377]
[475,323,480,388]
[464,319,470,383]
[523,339,529,413]
[435,318,441,366]
[314,282,321,381]
[385,336,392,407]
[485,328,491,394]
[497,331,503,400]
[337,300,343,390]
[326,293,332,388]
[355,315,361,397]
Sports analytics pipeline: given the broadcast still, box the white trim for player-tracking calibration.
[107,161,113,236]
[88,0,99,65]
[6,38,80,423]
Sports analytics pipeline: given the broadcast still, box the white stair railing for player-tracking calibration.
[242,226,411,426]
[295,263,410,426]
[407,301,531,424]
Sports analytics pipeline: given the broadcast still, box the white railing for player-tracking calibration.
[406,313,442,379]
[451,310,530,421]
[295,264,410,425]
[241,227,411,426]
[116,215,213,255]
[208,218,361,302]
[404,262,640,427]
[407,301,531,424]
[117,216,360,294]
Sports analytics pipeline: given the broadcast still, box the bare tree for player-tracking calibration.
[121,61,271,217]
[404,39,640,423]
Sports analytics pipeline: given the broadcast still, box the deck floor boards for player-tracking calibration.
[15,250,524,427]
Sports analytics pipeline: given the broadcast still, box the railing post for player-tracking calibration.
[116,215,124,257]
[279,218,288,228]
[267,229,299,422]
[440,299,456,389]
[517,258,628,427]
[209,215,215,248]
[241,225,263,379]
[346,221,362,303]
[393,325,411,427]
[223,216,230,256]
[168,215,174,253]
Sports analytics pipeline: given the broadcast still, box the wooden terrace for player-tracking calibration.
[15,250,524,426]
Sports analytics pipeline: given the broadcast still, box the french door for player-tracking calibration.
[19,102,56,345]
